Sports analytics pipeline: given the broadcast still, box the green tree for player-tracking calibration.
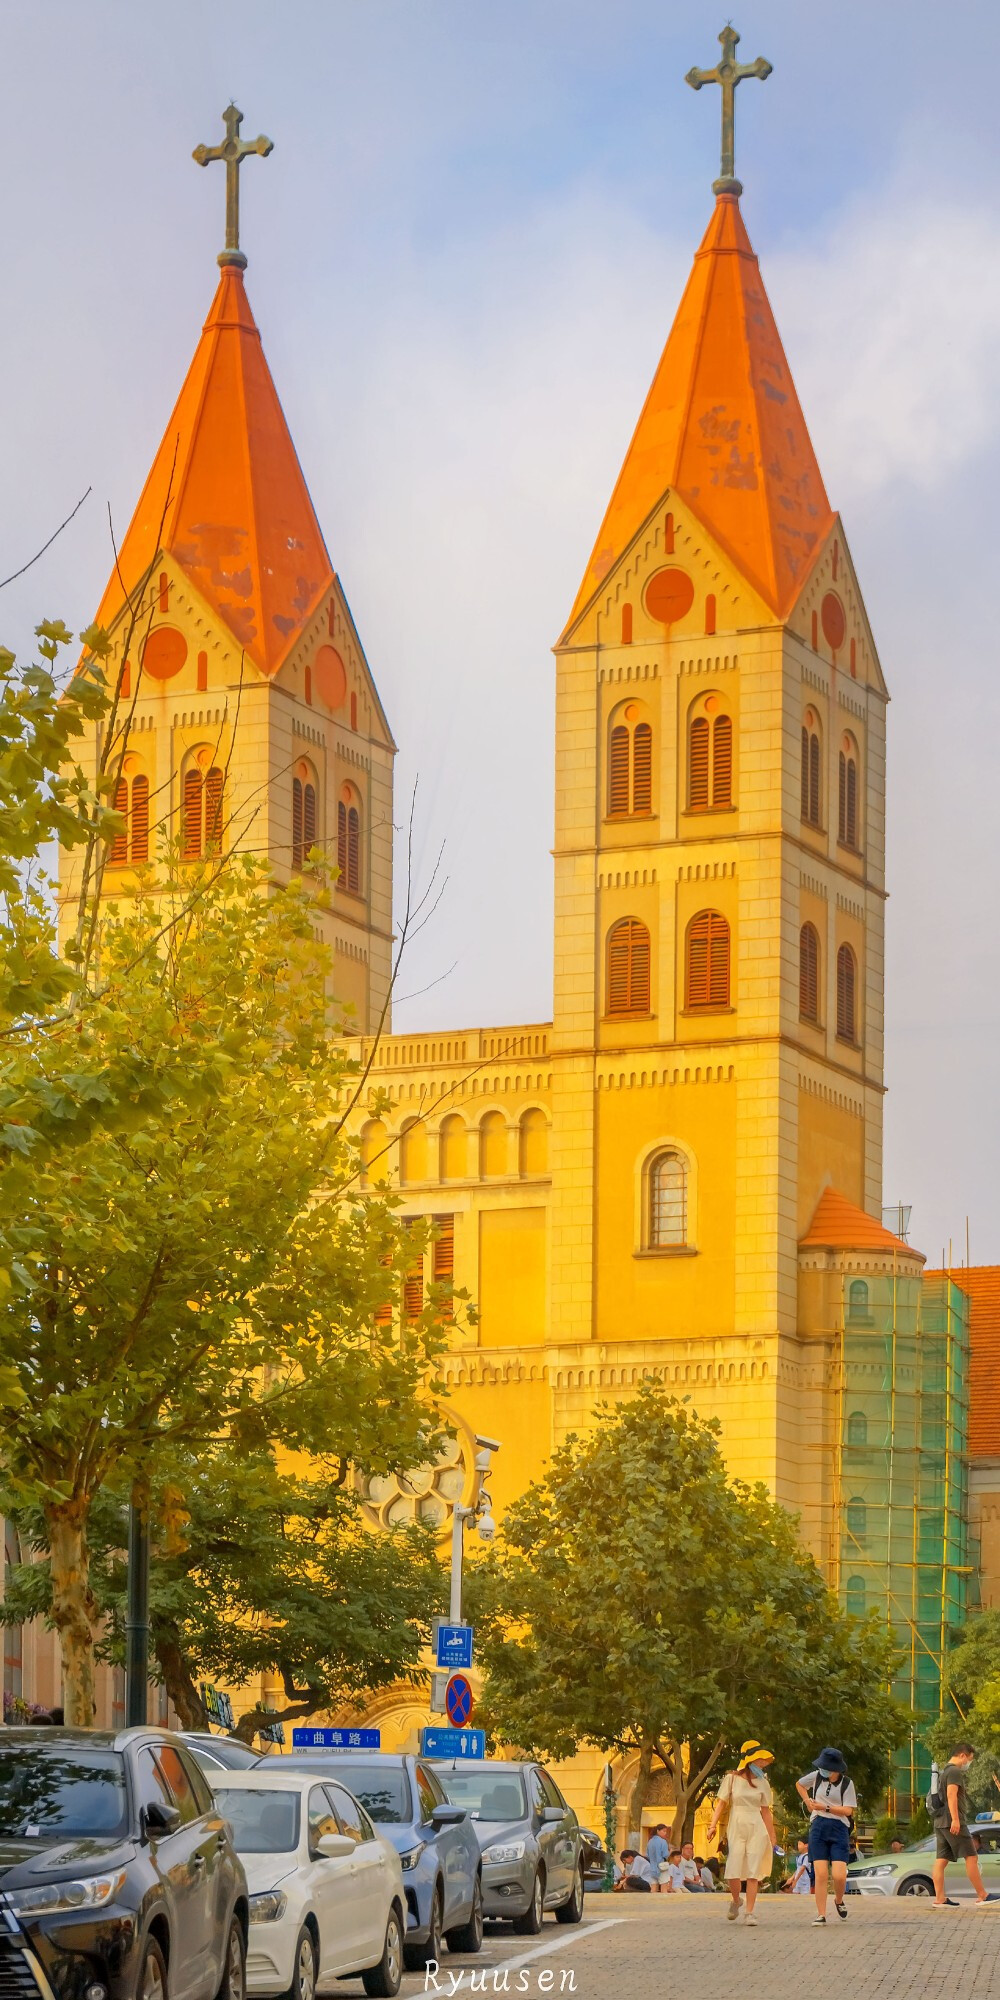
[0,853,450,1724]
[469,1384,906,1839]
[927,1612,1000,1816]
[3,1448,447,1740]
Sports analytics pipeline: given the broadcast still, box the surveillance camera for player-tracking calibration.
[474,1434,502,1455]
[476,1512,497,1544]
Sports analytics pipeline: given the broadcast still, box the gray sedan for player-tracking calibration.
[431,1759,584,1933]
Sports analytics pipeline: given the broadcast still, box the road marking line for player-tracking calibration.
[497,1919,624,1975]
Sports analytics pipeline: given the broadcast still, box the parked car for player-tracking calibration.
[272,1753,481,1970]
[208,1770,404,1999]
[577,1826,609,1890]
[185,1735,263,1774]
[848,1820,1000,1897]
[431,1759,584,1932]
[0,1726,247,2000]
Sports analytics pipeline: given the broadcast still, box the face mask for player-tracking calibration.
[819,1770,835,1781]
[749,1764,766,1777]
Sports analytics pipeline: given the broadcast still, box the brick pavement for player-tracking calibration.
[375,1895,1000,2000]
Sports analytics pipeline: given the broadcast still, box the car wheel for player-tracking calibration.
[403,1885,443,1971]
[445,1875,483,1954]
[555,1863,585,1925]
[362,1906,403,1999]
[898,1876,936,1897]
[513,1869,545,1936]
[214,1918,246,2000]
[281,1928,318,2000]
[139,1938,168,2000]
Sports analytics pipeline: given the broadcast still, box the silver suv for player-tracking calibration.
[430,1759,584,1933]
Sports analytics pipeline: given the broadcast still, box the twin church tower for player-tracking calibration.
[61,38,965,1796]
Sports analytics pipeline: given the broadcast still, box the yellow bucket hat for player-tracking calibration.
[737,1740,774,1772]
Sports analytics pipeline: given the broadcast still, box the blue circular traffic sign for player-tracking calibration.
[445,1673,474,1727]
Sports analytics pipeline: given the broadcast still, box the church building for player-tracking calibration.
[41,56,972,1815]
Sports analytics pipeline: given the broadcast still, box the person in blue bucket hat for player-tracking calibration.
[796,1748,856,1925]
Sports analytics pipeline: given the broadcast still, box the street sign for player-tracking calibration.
[420,1726,486,1760]
[201,1683,235,1731]
[435,1623,473,1669]
[445,1673,474,1727]
[291,1727,381,1751]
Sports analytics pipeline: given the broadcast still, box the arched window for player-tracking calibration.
[839,738,859,849]
[607,711,653,817]
[110,777,128,866]
[801,717,821,827]
[182,763,224,860]
[158,571,169,614]
[799,922,820,1023]
[399,1118,428,1186]
[688,708,733,810]
[108,772,150,865]
[686,910,730,1011]
[360,1118,388,1188]
[439,1115,467,1182]
[480,1111,507,1179]
[845,1576,866,1618]
[846,1497,867,1542]
[337,793,362,893]
[837,944,857,1044]
[648,1151,688,1248]
[847,1409,868,1447]
[848,1278,870,1324]
[519,1108,548,1177]
[292,772,318,872]
[607,918,651,1015]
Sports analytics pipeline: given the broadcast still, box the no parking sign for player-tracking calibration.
[445,1672,474,1727]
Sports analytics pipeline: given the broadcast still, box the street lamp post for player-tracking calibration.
[449,1435,500,1625]
[125,1483,150,1727]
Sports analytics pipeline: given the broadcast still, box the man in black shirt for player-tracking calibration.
[932,1742,994,1907]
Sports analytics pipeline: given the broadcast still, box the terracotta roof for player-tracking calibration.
[94,267,334,676]
[799,1187,919,1257]
[564,192,834,635]
[925,1265,1000,1460]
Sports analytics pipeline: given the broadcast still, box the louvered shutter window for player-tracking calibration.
[712,715,732,807]
[433,1214,455,1320]
[632,724,652,813]
[837,944,856,1042]
[183,769,202,858]
[608,726,629,815]
[347,806,360,892]
[374,1251,393,1327]
[403,1222,423,1320]
[809,732,821,826]
[799,923,819,1022]
[687,910,730,1009]
[337,801,347,881]
[649,1152,687,1247]
[846,758,858,849]
[838,752,847,843]
[292,778,304,871]
[204,768,224,854]
[690,718,709,810]
[111,778,128,865]
[303,782,317,862]
[606,918,651,1015]
[130,775,149,863]
[801,727,810,821]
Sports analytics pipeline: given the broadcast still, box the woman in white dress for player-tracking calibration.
[705,1740,777,1926]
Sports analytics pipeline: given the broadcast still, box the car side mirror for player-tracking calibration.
[315,1832,356,1859]
[143,1801,181,1837]
[541,1806,564,1823]
[430,1806,467,1828]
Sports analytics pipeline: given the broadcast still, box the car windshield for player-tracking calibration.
[214,1788,300,1853]
[0,1747,128,1840]
[299,1764,410,1824]
[436,1771,527,1820]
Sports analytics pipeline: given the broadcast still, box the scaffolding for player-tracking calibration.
[834,1270,970,1814]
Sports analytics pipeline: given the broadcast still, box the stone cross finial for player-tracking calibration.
[685,25,771,196]
[193,103,273,269]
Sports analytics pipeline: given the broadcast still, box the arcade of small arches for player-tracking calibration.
[360,1104,550,1187]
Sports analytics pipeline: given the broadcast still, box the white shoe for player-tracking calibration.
[726,1899,742,1921]
[745,1911,758,1927]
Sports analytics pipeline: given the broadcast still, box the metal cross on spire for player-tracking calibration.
[193,103,273,270]
[685,25,771,197]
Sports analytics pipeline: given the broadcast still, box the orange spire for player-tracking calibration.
[799,1188,922,1259]
[565,192,834,632]
[95,267,334,675]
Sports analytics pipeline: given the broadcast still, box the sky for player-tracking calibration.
[1,0,998,1264]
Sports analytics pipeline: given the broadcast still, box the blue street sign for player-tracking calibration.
[445,1673,473,1728]
[435,1623,474,1669]
[291,1727,381,1751]
[421,1726,486,1760]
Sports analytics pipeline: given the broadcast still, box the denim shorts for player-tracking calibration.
[808,1818,850,1864]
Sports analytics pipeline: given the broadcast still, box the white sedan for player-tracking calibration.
[210,1768,406,1999]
